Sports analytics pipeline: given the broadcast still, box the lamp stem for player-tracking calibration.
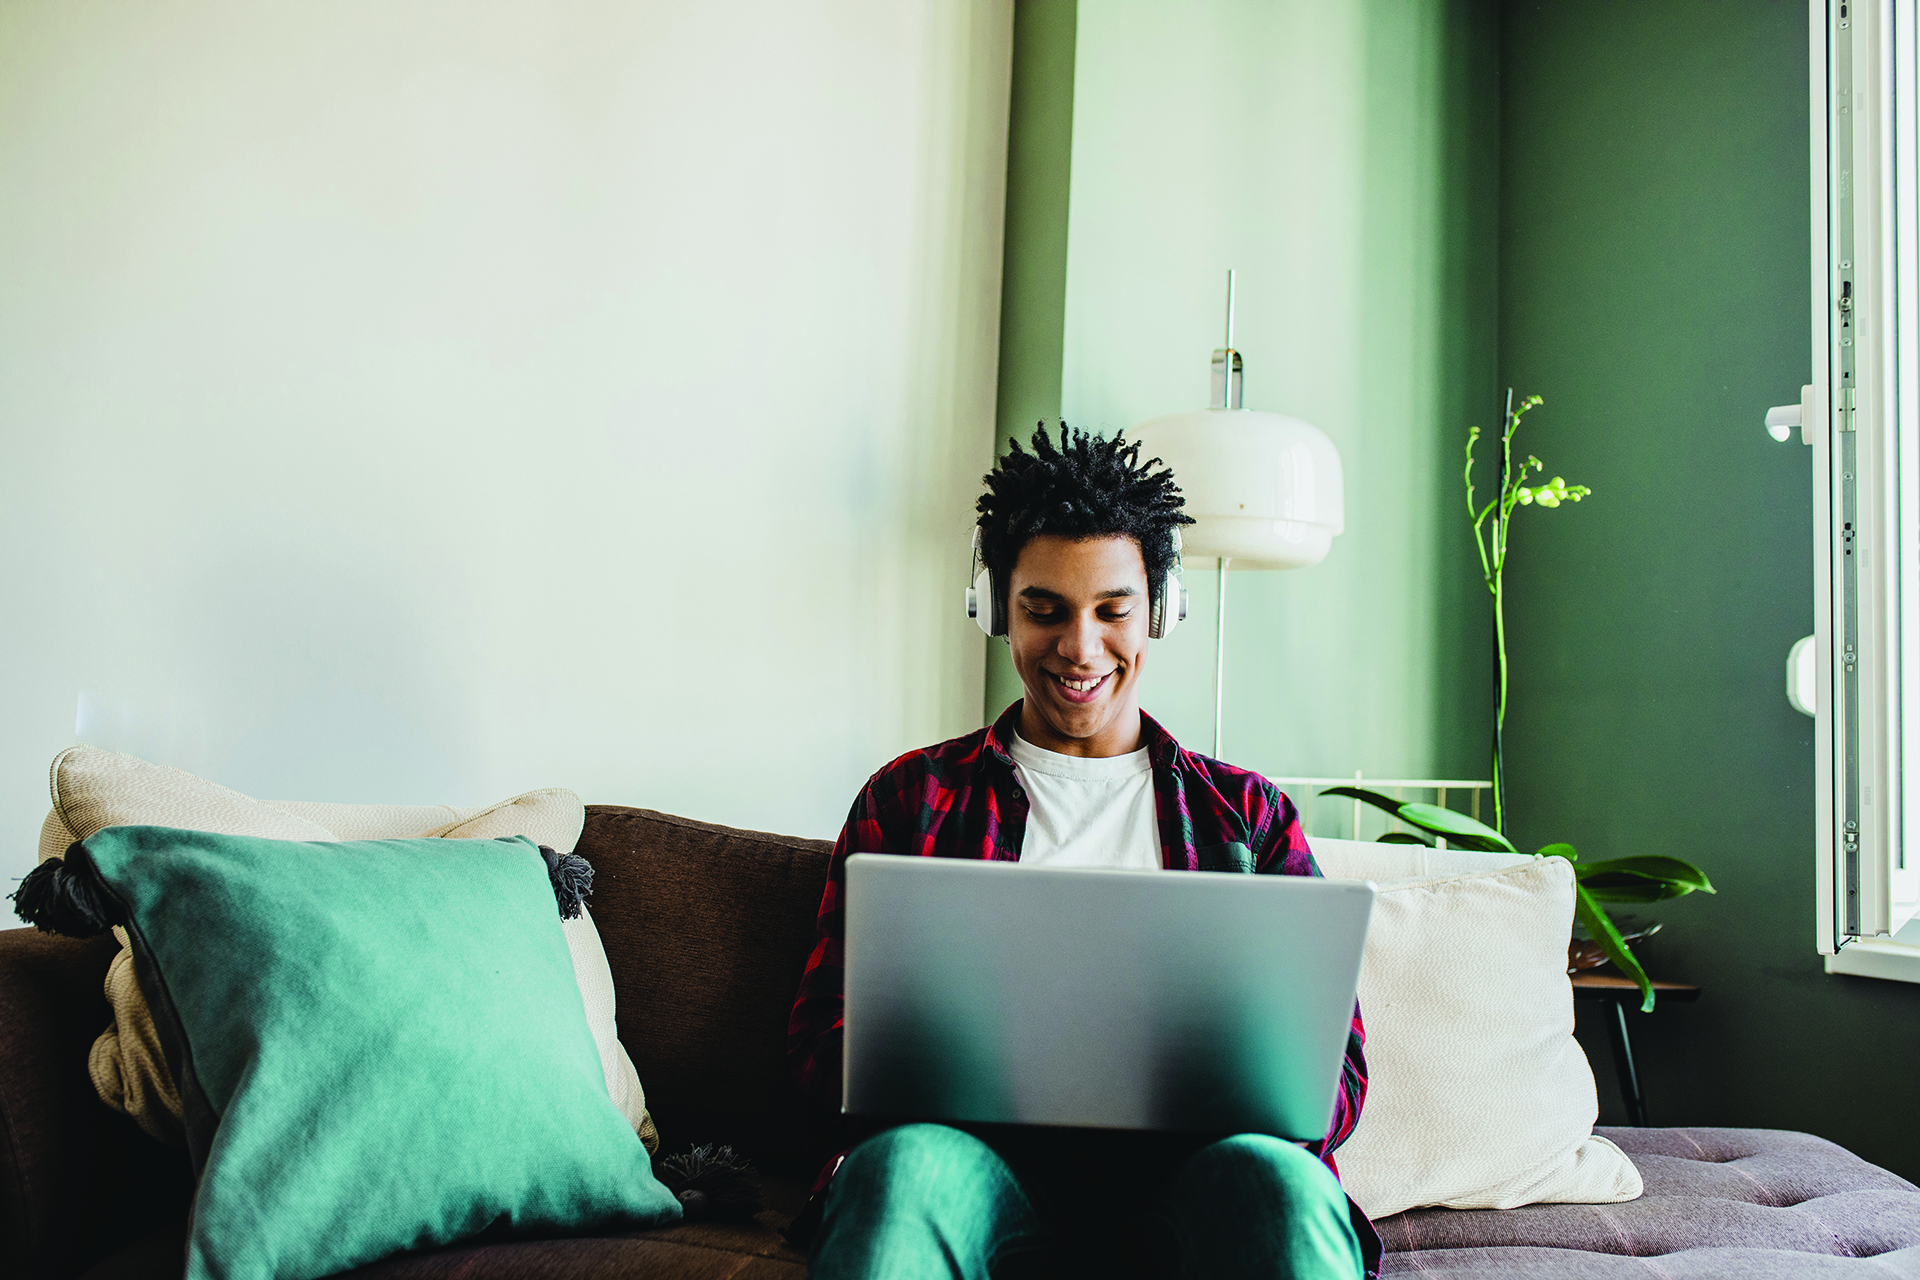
[1213,557,1231,758]
[1224,268,1236,348]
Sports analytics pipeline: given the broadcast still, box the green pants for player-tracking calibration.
[809,1123,1365,1280]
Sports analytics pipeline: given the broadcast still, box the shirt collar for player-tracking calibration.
[985,701,1183,771]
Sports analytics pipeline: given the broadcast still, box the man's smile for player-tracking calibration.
[1047,670,1113,703]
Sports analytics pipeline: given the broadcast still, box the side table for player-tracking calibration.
[1570,973,1700,1126]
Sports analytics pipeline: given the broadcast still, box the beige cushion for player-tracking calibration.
[87,946,181,1136]
[42,746,654,1151]
[262,801,485,842]
[39,746,334,860]
[1309,837,1644,1218]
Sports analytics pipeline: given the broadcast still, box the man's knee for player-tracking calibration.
[816,1125,1035,1280]
[1185,1133,1343,1206]
[1157,1136,1361,1280]
[839,1124,1004,1193]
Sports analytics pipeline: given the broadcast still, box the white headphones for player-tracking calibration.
[966,527,1188,639]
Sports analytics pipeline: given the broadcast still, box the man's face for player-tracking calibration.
[1007,533,1151,758]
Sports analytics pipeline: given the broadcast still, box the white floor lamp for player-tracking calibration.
[1128,271,1345,758]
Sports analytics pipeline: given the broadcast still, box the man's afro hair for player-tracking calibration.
[975,421,1194,610]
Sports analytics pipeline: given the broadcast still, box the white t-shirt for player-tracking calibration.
[1007,729,1162,870]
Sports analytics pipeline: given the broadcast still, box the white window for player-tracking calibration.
[1813,0,1920,979]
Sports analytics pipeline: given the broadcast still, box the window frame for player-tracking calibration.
[1816,0,1920,979]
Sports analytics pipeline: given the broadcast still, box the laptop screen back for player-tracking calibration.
[842,854,1373,1141]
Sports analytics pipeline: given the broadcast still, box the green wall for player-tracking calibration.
[986,0,1077,724]
[1499,1,1920,1180]
[989,0,1498,795]
[994,0,1920,1183]
[993,0,1077,452]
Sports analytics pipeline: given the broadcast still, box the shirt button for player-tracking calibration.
[1011,786,1024,800]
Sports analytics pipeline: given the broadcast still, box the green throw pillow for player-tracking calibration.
[15,826,680,1280]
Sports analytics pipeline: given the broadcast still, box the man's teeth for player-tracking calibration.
[1058,674,1104,692]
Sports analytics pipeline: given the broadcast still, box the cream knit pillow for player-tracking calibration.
[1310,839,1643,1219]
[40,746,654,1151]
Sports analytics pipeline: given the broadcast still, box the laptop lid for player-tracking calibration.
[842,854,1374,1141]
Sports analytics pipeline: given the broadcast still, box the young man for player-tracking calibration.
[788,425,1374,1280]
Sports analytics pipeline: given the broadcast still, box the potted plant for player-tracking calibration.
[1325,393,1712,1011]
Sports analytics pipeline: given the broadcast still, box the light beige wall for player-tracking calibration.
[0,0,1010,884]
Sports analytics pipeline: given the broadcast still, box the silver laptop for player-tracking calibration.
[842,854,1374,1141]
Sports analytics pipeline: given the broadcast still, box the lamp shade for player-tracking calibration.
[1129,408,1344,569]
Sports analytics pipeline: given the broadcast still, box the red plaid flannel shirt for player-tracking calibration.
[787,702,1368,1172]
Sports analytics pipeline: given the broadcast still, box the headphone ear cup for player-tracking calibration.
[1149,578,1188,639]
[1150,528,1187,640]
[974,567,1004,636]
[967,527,1005,637]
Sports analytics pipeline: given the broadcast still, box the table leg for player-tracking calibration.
[1607,1001,1647,1126]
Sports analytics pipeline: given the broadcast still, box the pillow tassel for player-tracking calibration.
[538,845,594,920]
[11,842,122,936]
[658,1144,764,1221]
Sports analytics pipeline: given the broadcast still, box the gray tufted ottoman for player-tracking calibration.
[1374,1127,1920,1276]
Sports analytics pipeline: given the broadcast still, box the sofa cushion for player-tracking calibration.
[1376,1127,1920,1277]
[40,746,653,1149]
[58,1197,819,1278]
[269,790,658,1147]
[574,806,837,1173]
[68,1127,1920,1280]
[0,929,194,1280]
[54,825,682,1280]
[1309,839,1642,1218]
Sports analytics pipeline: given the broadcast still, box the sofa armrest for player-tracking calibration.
[0,928,191,1280]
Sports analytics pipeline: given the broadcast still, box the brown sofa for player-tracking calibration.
[4,806,1918,1280]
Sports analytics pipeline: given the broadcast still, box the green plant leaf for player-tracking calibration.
[1393,804,1517,853]
[1375,831,1434,846]
[1577,877,1692,903]
[1574,883,1655,1012]
[1574,856,1714,895]
[1536,842,1578,861]
[1317,786,1409,817]
[1317,788,1517,853]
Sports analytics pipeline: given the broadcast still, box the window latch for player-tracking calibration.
[1765,383,1819,444]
